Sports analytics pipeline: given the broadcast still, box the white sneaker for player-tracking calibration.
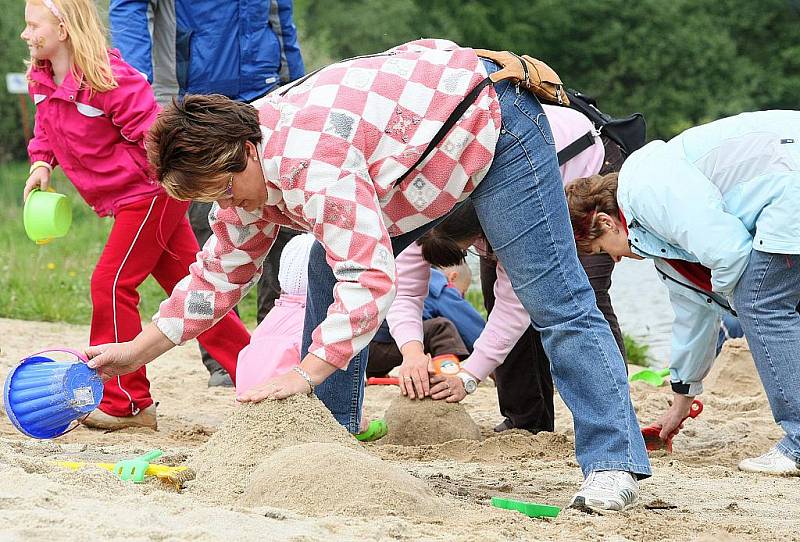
[738,447,800,476]
[569,470,639,512]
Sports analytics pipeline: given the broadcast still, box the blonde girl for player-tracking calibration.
[20,0,250,429]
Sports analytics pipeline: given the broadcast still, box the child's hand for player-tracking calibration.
[23,167,51,201]
[85,342,145,381]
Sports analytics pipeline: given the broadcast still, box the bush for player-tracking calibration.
[623,333,651,367]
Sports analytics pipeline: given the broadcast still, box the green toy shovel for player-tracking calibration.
[491,497,561,518]
[629,367,670,387]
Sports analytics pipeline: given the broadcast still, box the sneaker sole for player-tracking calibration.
[738,464,800,477]
[568,496,621,514]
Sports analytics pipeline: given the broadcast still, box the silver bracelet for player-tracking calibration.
[292,366,315,395]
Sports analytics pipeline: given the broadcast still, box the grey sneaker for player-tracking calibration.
[569,470,638,512]
[739,447,800,476]
[208,370,234,388]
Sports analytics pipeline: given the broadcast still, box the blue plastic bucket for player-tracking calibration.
[3,349,103,439]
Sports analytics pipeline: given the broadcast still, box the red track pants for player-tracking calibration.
[90,195,250,416]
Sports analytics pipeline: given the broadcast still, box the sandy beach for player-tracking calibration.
[0,317,797,541]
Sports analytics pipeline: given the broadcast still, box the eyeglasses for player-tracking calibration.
[465,244,495,261]
[224,173,234,197]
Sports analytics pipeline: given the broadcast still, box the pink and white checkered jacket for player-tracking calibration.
[155,39,502,369]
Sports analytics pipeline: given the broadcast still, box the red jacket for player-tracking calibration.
[27,49,164,216]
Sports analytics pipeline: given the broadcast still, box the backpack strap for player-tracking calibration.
[557,130,596,166]
[395,76,493,185]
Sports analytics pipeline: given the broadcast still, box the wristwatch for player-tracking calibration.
[457,371,478,394]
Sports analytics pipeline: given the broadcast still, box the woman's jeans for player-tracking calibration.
[732,250,800,462]
[304,60,651,478]
[486,252,626,434]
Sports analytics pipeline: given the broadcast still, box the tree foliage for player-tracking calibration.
[0,0,33,161]
[0,0,797,160]
[296,0,800,140]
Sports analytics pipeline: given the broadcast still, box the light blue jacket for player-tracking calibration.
[617,110,800,395]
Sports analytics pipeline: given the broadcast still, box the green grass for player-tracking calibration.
[464,288,488,319]
[0,161,258,327]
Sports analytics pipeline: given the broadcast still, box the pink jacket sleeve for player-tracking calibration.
[462,262,531,381]
[27,85,57,167]
[102,53,160,152]
[154,204,278,344]
[386,242,430,348]
[386,38,460,54]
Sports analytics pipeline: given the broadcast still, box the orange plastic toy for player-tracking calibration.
[431,354,461,375]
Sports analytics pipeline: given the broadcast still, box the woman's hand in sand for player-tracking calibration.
[85,342,145,381]
[237,371,310,402]
[429,374,466,403]
[655,393,695,440]
[398,342,433,399]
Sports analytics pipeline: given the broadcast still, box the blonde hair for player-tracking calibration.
[564,173,620,253]
[27,0,117,93]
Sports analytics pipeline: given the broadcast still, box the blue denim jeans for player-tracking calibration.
[732,250,800,462]
[304,59,651,478]
[303,220,456,434]
[716,313,744,357]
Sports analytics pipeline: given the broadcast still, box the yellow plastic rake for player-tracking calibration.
[55,459,195,490]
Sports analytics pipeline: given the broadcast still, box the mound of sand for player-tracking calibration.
[241,442,445,517]
[705,338,765,398]
[189,395,357,503]
[382,396,481,446]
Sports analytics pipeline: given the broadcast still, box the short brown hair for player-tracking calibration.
[564,173,620,253]
[147,94,262,201]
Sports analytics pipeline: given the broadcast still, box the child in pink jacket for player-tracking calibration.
[236,233,314,396]
[21,0,249,429]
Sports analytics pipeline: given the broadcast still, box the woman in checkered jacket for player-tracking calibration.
[87,39,650,511]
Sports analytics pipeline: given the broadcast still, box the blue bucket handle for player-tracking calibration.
[23,348,89,364]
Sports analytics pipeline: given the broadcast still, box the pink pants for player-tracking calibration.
[90,195,250,416]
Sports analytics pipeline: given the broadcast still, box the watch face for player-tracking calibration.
[464,378,478,394]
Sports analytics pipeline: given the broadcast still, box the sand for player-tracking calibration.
[241,442,447,517]
[189,395,357,503]
[1,317,798,541]
[382,396,482,445]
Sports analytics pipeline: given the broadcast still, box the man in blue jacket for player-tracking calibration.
[109,0,305,388]
[109,0,304,103]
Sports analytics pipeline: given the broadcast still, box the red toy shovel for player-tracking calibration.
[366,377,399,386]
[641,399,703,452]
